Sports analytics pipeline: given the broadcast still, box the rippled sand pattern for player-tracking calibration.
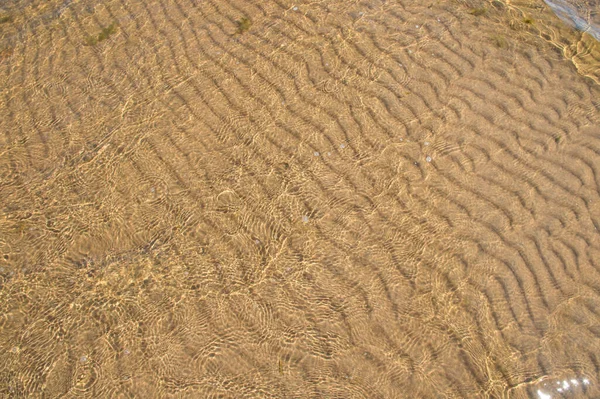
[1,0,600,397]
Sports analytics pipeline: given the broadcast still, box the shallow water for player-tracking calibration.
[544,0,600,41]
[1,0,600,398]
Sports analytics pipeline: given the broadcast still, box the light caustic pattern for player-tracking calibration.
[0,0,600,397]
[543,0,600,41]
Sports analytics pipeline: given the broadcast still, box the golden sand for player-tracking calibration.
[1,0,600,397]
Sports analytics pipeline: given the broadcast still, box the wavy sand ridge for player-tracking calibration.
[1,0,600,397]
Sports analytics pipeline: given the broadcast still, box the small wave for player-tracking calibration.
[544,0,600,41]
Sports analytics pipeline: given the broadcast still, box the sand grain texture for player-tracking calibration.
[1,0,600,397]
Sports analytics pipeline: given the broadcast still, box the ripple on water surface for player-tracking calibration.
[544,0,600,41]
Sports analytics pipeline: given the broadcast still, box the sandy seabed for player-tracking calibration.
[1,0,600,397]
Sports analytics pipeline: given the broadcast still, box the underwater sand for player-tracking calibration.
[1,0,600,397]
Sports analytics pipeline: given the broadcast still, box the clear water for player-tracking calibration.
[1,0,599,397]
[544,0,600,40]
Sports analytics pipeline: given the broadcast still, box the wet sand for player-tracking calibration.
[1,0,600,397]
